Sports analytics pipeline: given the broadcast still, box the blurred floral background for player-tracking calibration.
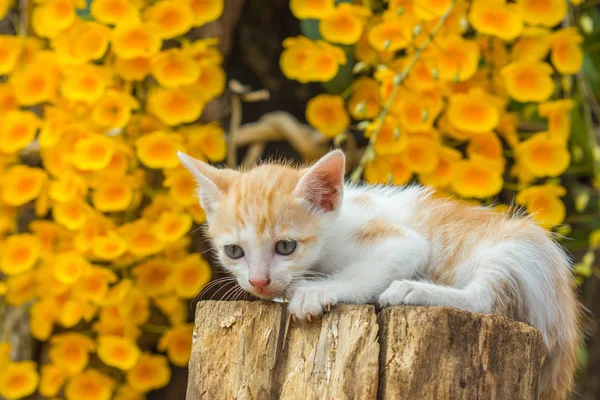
[0,0,599,399]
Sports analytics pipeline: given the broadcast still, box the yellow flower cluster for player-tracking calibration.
[282,0,586,230]
[0,0,223,398]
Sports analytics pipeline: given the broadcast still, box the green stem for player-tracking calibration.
[349,0,456,183]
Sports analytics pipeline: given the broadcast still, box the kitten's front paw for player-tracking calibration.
[379,280,429,307]
[287,286,336,321]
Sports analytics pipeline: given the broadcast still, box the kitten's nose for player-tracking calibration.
[249,277,271,290]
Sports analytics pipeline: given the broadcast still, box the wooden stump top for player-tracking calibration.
[187,301,543,400]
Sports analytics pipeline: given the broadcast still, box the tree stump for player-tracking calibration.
[186,301,543,400]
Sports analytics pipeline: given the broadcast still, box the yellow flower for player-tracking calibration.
[91,0,140,25]
[61,64,111,103]
[306,94,349,137]
[147,87,204,126]
[280,36,315,83]
[153,211,192,243]
[49,333,95,376]
[52,21,111,65]
[466,132,505,171]
[158,324,193,367]
[112,23,162,59]
[516,132,570,177]
[164,169,198,207]
[469,0,523,41]
[170,254,211,298]
[589,229,600,249]
[72,135,115,171]
[92,181,134,212]
[182,123,227,162]
[32,0,77,38]
[132,258,172,296]
[1,110,41,154]
[92,90,140,128]
[65,369,115,400]
[151,49,200,87]
[0,83,18,116]
[431,35,480,82]
[98,336,141,370]
[319,4,371,45]
[4,270,37,305]
[451,158,503,198]
[53,251,91,284]
[538,99,574,141]
[194,64,226,101]
[94,305,141,340]
[126,353,171,393]
[31,298,57,340]
[447,89,501,134]
[516,184,567,228]
[511,27,551,62]
[0,361,39,400]
[363,156,411,185]
[186,0,223,27]
[93,232,128,260]
[1,166,47,206]
[0,0,12,20]
[53,199,90,230]
[347,77,381,120]
[154,295,186,325]
[0,35,22,75]
[402,137,440,174]
[550,28,583,75]
[501,61,554,102]
[368,16,412,52]
[10,63,59,106]
[516,0,566,27]
[394,91,442,133]
[114,384,145,400]
[413,0,452,20]
[114,56,152,81]
[367,116,405,155]
[74,267,118,303]
[185,38,222,66]
[144,0,193,39]
[290,0,334,19]
[40,364,69,398]
[49,171,88,203]
[122,219,165,257]
[309,41,347,82]
[419,147,463,189]
[135,131,183,168]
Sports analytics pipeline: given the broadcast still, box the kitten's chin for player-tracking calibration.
[247,288,283,300]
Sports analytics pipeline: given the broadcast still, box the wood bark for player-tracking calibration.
[187,302,543,400]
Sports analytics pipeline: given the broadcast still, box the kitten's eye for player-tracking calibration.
[224,244,244,259]
[275,239,297,256]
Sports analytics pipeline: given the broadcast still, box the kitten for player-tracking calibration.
[179,149,580,400]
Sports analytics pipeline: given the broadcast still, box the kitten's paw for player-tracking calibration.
[287,286,336,321]
[379,280,429,307]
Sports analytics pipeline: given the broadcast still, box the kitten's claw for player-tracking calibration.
[326,304,331,312]
[291,314,297,323]
[287,285,336,320]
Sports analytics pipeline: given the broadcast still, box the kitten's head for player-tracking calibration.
[178,150,345,299]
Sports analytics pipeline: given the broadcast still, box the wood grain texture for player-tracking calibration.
[378,306,543,400]
[186,301,284,400]
[275,304,379,400]
[187,302,543,400]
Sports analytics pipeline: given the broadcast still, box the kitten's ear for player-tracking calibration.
[295,150,345,213]
[177,151,237,215]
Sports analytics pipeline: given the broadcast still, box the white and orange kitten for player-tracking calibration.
[179,149,580,399]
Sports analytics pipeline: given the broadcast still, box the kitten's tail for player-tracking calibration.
[539,260,582,400]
